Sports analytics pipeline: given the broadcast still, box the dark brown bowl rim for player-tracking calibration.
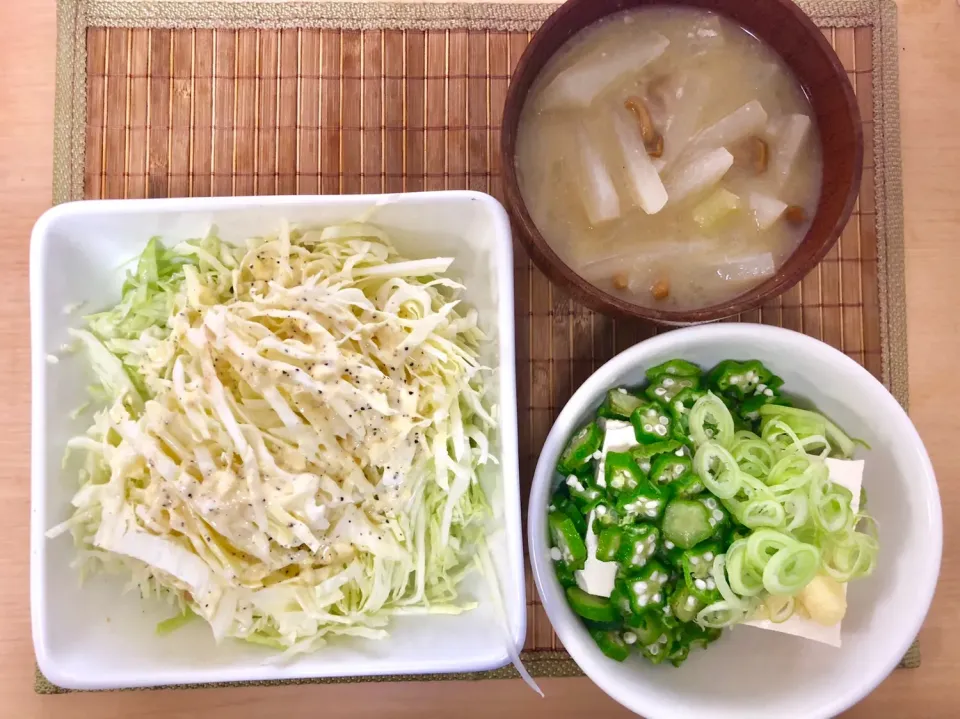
[500,0,863,325]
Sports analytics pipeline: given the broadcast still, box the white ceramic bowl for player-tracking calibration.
[528,324,941,719]
[31,192,525,689]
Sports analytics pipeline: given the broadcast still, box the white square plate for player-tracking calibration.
[30,192,525,690]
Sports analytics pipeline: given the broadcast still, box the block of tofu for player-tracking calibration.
[595,419,640,488]
[574,509,619,597]
[744,458,864,647]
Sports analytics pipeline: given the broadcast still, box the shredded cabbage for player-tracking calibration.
[49,222,501,656]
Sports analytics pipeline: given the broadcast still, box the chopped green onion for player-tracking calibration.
[693,441,741,499]
[689,392,735,449]
[762,542,820,595]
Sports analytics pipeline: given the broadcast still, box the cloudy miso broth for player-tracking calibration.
[515,6,823,311]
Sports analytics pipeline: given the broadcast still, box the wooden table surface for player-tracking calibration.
[2,1,958,716]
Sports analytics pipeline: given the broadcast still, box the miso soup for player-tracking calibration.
[515,6,823,311]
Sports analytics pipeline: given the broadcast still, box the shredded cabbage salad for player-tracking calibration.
[49,222,502,658]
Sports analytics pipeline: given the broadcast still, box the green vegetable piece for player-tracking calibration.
[758,404,857,459]
[684,568,722,605]
[548,511,587,571]
[669,584,705,623]
[629,438,683,460]
[596,525,624,562]
[630,402,674,444]
[554,558,577,588]
[740,391,777,416]
[681,541,722,582]
[605,451,645,494]
[681,622,722,650]
[668,642,691,667]
[566,586,618,623]
[707,360,774,400]
[616,524,661,572]
[624,560,670,614]
[667,388,706,444]
[610,579,635,618]
[646,374,700,404]
[646,359,702,381]
[662,499,714,549]
[557,421,603,475]
[590,500,620,532]
[591,628,631,662]
[563,473,603,508]
[650,451,693,486]
[623,611,669,645]
[156,608,196,636]
[639,637,672,665]
[552,495,587,536]
[658,537,687,568]
[671,472,705,498]
[616,478,667,522]
[695,494,732,540]
[599,388,645,421]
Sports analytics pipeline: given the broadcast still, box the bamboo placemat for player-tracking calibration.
[39,0,914,694]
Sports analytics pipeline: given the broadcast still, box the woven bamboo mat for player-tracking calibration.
[39,0,914,693]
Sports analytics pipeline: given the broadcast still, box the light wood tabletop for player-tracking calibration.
[2,0,958,716]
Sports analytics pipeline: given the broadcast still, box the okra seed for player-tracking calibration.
[655,425,668,436]
[653,593,662,603]
[764,388,774,397]
[663,605,672,616]
[686,597,697,608]
[729,375,741,384]
[635,581,648,592]
[713,510,725,521]
[649,644,660,655]
[690,556,700,565]
[623,631,637,644]
[596,505,607,516]
[643,424,653,432]
[673,465,685,476]
[638,595,649,606]
[757,383,767,392]
[658,416,669,424]
[709,518,718,526]
[706,578,716,590]
[658,634,669,644]
[694,579,707,590]
[617,388,628,394]
[664,540,675,549]
[705,499,718,509]
[674,449,684,457]
[640,462,651,472]
[662,378,675,387]
[549,547,562,562]
[655,387,666,396]
[704,552,715,562]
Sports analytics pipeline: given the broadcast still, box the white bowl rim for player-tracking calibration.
[527,323,942,719]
